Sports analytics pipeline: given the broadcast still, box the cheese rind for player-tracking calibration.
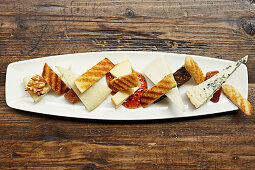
[143,56,185,111]
[110,60,132,78]
[111,87,139,108]
[56,66,111,111]
[186,55,248,108]
[23,77,51,103]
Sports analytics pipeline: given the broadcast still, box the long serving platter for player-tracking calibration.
[5,51,248,120]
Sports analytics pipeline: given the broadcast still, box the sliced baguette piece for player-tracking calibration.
[141,73,177,108]
[23,77,51,103]
[56,66,111,111]
[110,60,132,78]
[222,84,252,116]
[111,87,139,108]
[143,56,185,111]
[110,73,140,91]
[75,58,114,93]
[42,63,69,95]
[184,56,205,84]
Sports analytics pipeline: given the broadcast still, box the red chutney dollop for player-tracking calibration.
[205,71,221,103]
[106,71,148,109]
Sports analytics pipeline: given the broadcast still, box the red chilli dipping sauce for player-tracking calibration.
[106,71,148,109]
[205,71,221,103]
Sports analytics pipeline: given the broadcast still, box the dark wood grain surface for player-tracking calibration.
[1,0,255,169]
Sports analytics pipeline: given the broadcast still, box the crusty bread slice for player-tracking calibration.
[222,84,252,116]
[42,63,70,95]
[184,56,205,84]
[140,73,177,108]
[110,73,140,91]
[75,58,115,93]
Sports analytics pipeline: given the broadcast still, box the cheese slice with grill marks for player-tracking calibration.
[109,60,139,108]
[56,66,111,111]
[186,55,248,108]
[143,56,185,111]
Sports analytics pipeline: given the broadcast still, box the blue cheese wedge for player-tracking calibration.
[56,66,111,111]
[187,55,248,108]
[143,56,185,111]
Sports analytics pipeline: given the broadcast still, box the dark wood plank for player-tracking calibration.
[0,0,255,169]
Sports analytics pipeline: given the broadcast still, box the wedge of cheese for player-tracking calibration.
[187,55,248,108]
[143,56,185,111]
[111,87,139,108]
[110,60,132,78]
[23,77,51,103]
[56,66,111,111]
[55,65,72,78]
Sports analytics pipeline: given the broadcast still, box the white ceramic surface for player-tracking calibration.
[5,51,248,120]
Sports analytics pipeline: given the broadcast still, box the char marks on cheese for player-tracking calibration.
[140,73,177,108]
[75,58,115,93]
[42,63,69,95]
[110,73,140,91]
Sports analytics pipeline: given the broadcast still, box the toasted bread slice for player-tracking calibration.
[75,58,115,93]
[57,66,112,111]
[110,73,140,91]
[184,56,205,84]
[222,84,252,116]
[64,89,79,104]
[141,73,177,108]
[42,63,69,95]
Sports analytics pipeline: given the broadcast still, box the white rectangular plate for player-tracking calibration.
[5,51,248,120]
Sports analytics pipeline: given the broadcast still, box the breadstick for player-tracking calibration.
[222,84,252,116]
[184,56,205,84]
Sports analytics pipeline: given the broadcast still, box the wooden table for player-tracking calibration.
[1,0,255,169]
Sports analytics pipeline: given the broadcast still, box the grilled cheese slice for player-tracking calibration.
[110,73,140,91]
[42,63,69,95]
[75,58,114,93]
[141,73,177,108]
[56,66,111,111]
[143,56,185,111]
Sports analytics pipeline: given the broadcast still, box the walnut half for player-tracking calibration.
[25,74,48,96]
